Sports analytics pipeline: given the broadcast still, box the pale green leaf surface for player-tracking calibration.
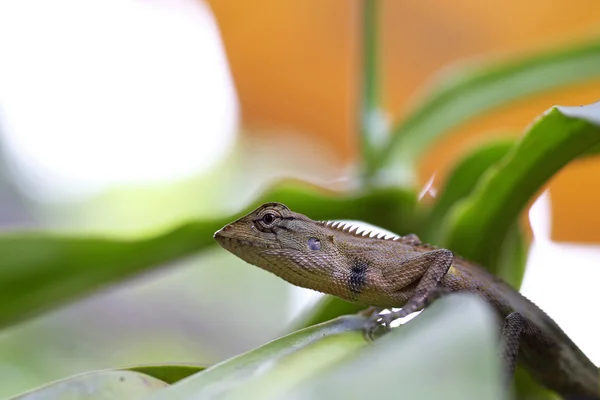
[147,295,503,400]
[287,296,365,332]
[282,294,503,400]
[145,315,368,400]
[8,370,168,400]
[220,324,366,400]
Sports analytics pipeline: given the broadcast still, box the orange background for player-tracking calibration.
[206,0,600,243]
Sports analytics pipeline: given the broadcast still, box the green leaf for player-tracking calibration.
[145,315,369,400]
[420,138,530,288]
[0,220,224,329]
[283,295,503,400]
[376,39,600,180]
[0,181,417,330]
[287,296,365,331]
[126,363,208,384]
[148,295,502,400]
[442,104,600,270]
[513,365,560,400]
[222,294,501,400]
[424,138,516,244]
[8,370,168,400]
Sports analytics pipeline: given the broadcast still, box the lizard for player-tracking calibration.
[214,202,599,399]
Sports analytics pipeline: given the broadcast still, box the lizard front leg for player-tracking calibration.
[365,248,454,337]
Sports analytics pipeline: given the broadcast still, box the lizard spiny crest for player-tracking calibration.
[317,220,401,241]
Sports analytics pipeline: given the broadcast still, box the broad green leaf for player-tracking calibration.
[126,363,208,384]
[442,104,600,269]
[146,315,368,400]
[375,39,600,180]
[8,370,168,400]
[0,220,224,329]
[424,138,515,244]
[288,296,365,331]
[0,181,416,329]
[421,138,530,289]
[261,294,502,400]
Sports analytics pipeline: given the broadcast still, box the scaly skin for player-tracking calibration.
[214,202,599,399]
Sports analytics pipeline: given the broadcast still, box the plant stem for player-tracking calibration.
[359,0,383,184]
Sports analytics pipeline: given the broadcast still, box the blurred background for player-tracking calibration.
[1,0,600,397]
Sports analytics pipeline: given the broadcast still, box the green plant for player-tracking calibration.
[3,1,600,399]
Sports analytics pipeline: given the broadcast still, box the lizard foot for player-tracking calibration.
[363,309,394,341]
[363,306,424,341]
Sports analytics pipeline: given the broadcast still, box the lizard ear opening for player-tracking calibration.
[307,237,321,251]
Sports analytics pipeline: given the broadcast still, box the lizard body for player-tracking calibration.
[214,202,599,399]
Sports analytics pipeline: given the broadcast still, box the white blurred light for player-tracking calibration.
[0,0,238,201]
[522,191,600,365]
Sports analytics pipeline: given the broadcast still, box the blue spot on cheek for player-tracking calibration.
[308,237,321,250]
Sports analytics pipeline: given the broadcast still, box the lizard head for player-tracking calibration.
[214,202,340,287]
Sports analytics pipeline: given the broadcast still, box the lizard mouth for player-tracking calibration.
[214,231,281,249]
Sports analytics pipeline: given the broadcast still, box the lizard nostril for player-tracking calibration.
[214,224,233,239]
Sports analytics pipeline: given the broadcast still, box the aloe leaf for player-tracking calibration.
[0,220,224,329]
[425,139,516,244]
[260,294,501,400]
[8,370,168,400]
[442,103,600,271]
[376,39,600,180]
[287,296,365,331]
[419,138,529,288]
[145,315,368,400]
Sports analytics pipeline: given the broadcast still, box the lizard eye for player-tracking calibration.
[262,213,275,225]
[256,210,281,230]
[307,237,321,251]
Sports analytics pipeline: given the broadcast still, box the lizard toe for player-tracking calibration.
[363,312,392,341]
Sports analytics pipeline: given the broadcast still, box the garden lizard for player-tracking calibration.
[214,202,599,399]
